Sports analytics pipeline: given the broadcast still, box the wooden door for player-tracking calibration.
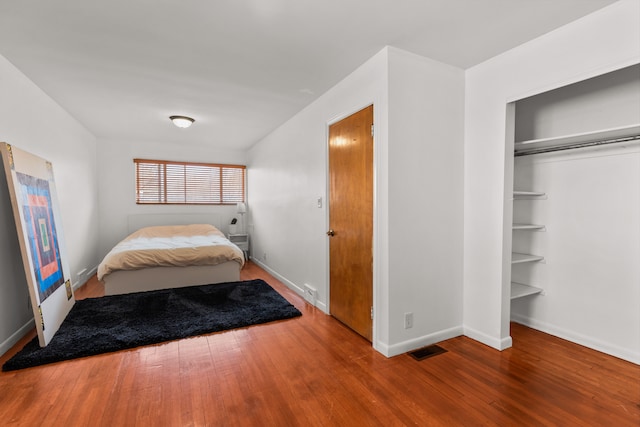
[328,105,373,341]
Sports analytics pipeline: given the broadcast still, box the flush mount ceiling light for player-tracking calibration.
[169,115,195,128]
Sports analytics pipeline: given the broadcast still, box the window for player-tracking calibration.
[134,158,245,205]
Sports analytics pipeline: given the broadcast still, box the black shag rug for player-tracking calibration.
[3,279,301,371]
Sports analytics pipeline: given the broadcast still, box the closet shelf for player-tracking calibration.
[513,223,545,230]
[511,282,543,300]
[513,190,545,197]
[514,123,640,155]
[512,252,544,264]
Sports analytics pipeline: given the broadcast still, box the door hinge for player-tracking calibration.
[371,124,374,137]
[371,306,374,320]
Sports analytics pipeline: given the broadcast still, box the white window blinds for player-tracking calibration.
[134,159,245,205]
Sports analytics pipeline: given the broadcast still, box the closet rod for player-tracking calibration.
[515,134,640,157]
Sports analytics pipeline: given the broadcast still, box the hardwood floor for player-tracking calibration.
[1,261,638,426]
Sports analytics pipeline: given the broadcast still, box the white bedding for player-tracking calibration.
[98,224,244,283]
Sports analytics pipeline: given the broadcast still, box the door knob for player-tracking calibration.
[326,229,335,236]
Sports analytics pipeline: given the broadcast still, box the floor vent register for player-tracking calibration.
[408,345,447,361]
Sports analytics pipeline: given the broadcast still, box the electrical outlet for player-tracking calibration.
[303,284,317,305]
[404,312,413,329]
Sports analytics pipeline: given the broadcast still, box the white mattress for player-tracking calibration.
[103,262,241,295]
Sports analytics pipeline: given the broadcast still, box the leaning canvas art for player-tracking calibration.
[15,172,65,302]
[0,143,74,346]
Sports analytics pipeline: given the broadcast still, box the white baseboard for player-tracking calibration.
[249,257,328,313]
[511,313,640,365]
[377,326,464,358]
[73,265,98,290]
[0,319,34,357]
[463,325,513,350]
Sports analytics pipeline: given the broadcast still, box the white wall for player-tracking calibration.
[0,54,99,355]
[386,48,465,354]
[247,46,465,356]
[96,139,246,259]
[463,0,640,359]
[247,48,389,332]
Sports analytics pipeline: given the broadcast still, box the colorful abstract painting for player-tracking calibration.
[16,172,64,302]
[1,143,75,346]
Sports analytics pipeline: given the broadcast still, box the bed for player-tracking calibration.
[97,214,245,296]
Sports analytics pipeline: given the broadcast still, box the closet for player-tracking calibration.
[506,63,640,361]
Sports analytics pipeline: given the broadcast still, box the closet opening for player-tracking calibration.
[504,63,640,362]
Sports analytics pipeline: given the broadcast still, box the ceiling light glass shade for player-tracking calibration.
[170,115,195,128]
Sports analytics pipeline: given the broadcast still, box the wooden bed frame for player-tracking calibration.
[102,213,242,296]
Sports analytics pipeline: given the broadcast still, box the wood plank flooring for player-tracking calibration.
[1,261,638,426]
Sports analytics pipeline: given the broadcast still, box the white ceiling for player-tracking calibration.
[0,0,618,150]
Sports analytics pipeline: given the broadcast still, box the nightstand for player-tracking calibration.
[228,233,249,260]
